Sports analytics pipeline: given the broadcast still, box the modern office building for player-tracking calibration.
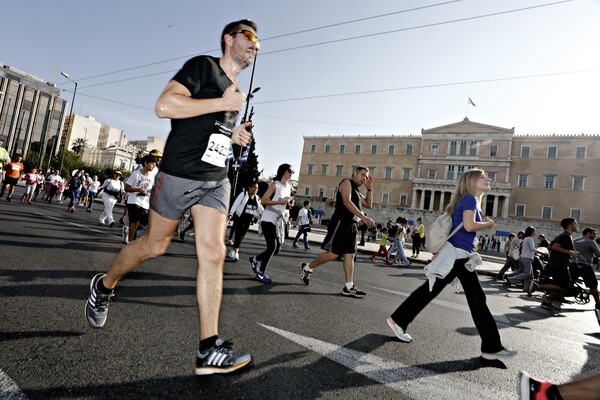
[299,118,600,226]
[0,64,67,168]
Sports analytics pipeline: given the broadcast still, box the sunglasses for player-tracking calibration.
[231,30,261,49]
[287,169,294,174]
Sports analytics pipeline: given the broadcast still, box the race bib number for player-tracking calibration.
[201,134,231,167]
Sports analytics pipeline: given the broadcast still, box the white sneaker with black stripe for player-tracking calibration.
[195,339,252,375]
[85,273,114,329]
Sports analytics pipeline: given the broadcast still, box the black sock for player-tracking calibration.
[199,336,219,353]
[546,384,563,400]
[97,278,113,295]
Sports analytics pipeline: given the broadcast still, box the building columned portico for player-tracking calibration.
[297,118,600,226]
[411,179,512,217]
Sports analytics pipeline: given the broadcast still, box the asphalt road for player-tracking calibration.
[1,191,599,400]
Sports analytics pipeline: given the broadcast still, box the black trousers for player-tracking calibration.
[256,221,280,272]
[390,258,503,353]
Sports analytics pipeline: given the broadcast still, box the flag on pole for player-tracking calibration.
[240,147,249,163]
[468,97,476,107]
[226,144,234,161]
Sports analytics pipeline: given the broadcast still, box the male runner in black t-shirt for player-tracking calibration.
[85,19,258,375]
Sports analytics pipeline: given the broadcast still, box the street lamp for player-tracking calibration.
[59,72,77,173]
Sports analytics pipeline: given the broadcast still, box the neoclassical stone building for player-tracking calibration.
[298,118,600,226]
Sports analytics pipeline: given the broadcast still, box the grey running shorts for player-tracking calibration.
[150,171,230,221]
[321,219,357,255]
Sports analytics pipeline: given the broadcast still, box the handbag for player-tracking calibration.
[511,247,520,260]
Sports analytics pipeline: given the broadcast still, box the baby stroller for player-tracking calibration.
[536,259,591,305]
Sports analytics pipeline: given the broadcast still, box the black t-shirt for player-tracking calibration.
[160,56,238,181]
[547,231,574,268]
[239,196,258,223]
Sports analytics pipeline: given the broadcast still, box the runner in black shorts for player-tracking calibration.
[299,166,375,298]
[532,218,580,311]
[85,19,258,375]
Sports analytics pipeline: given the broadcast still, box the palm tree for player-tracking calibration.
[71,138,88,156]
[135,149,146,164]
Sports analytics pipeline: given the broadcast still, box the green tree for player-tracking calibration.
[135,149,146,164]
[71,138,88,156]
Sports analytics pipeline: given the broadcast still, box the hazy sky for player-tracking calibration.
[2,0,599,177]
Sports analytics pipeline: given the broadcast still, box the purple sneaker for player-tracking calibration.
[249,256,261,274]
[255,271,271,283]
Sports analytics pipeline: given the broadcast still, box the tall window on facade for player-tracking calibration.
[490,145,498,157]
[304,187,310,196]
[469,141,477,156]
[403,168,411,180]
[427,169,436,179]
[447,165,455,180]
[406,144,413,155]
[336,165,343,176]
[371,144,378,154]
[449,141,457,156]
[384,167,393,179]
[547,146,557,159]
[521,146,530,158]
[571,209,581,220]
[516,204,525,217]
[310,144,316,153]
[576,146,585,159]
[487,171,496,181]
[459,141,468,156]
[355,144,361,154]
[318,188,325,198]
[307,164,314,175]
[339,144,345,153]
[573,176,584,191]
[431,144,439,155]
[369,166,376,177]
[541,206,552,219]
[544,175,555,189]
[388,144,395,155]
[518,174,528,187]
[321,164,328,176]
[382,193,389,204]
[457,165,466,179]
[400,194,408,206]
[324,144,330,153]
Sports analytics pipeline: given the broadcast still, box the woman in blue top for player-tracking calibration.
[386,168,517,361]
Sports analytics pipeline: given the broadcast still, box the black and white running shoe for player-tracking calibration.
[85,273,114,329]
[195,339,252,375]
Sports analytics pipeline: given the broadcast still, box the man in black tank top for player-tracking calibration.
[299,167,376,297]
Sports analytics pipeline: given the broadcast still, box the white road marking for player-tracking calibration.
[259,323,512,400]
[0,369,28,400]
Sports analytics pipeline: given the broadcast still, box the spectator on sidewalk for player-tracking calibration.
[411,217,424,257]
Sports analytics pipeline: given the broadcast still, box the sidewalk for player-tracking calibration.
[253,224,508,277]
